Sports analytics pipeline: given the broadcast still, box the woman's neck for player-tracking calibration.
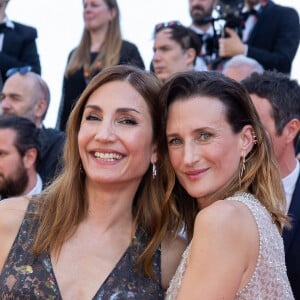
[89,25,108,52]
[85,180,140,224]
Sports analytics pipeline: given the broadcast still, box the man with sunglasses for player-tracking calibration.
[0,0,41,85]
[0,68,65,188]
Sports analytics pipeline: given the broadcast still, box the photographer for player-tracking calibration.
[188,0,219,70]
[218,0,300,74]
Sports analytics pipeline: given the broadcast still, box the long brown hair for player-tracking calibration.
[65,0,122,77]
[32,65,165,276]
[158,71,288,240]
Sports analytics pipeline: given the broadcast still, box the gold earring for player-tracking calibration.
[239,155,246,180]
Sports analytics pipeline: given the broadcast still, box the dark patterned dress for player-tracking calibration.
[0,202,163,299]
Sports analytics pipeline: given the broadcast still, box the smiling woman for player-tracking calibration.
[159,70,294,299]
[0,65,187,299]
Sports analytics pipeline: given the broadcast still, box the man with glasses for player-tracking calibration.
[0,0,41,83]
[0,68,65,187]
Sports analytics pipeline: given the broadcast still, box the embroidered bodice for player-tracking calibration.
[165,193,294,300]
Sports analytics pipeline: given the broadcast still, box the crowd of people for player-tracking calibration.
[0,0,300,298]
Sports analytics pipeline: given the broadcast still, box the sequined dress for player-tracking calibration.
[165,193,294,300]
[0,202,163,299]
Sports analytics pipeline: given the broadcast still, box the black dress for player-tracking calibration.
[56,40,145,132]
[0,201,163,299]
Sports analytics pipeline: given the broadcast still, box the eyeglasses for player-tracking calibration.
[154,21,182,34]
[6,66,32,78]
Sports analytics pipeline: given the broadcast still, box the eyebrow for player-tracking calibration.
[166,127,212,136]
[84,104,141,114]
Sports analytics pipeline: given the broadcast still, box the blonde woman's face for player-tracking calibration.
[83,0,115,31]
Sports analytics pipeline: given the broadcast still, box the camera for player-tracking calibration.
[200,0,244,69]
[217,0,244,35]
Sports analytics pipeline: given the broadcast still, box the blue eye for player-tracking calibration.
[168,138,182,145]
[199,133,211,141]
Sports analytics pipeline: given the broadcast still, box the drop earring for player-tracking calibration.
[152,162,157,179]
[239,155,246,180]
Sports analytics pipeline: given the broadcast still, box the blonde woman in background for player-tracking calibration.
[57,0,145,132]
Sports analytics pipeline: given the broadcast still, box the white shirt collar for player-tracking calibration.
[282,159,299,213]
[1,16,14,29]
[27,173,43,197]
[190,24,214,36]
[242,3,262,13]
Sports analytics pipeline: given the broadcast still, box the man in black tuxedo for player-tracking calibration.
[242,71,300,299]
[219,0,300,74]
[0,0,41,85]
[0,70,65,188]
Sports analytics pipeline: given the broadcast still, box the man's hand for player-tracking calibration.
[219,28,246,57]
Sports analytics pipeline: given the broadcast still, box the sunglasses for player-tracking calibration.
[154,21,182,33]
[6,66,32,77]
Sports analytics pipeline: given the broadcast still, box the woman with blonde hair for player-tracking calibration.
[57,0,145,131]
[0,65,185,299]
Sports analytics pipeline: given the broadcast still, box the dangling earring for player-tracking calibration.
[80,162,85,175]
[152,162,157,179]
[239,155,246,180]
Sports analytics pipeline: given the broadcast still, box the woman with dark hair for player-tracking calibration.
[159,71,294,299]
[57,0,145,131]
[0,65,185,299]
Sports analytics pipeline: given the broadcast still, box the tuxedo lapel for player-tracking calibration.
[283,171,300,252]
[247,1,274,44]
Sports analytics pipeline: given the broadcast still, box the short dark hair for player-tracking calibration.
[154,23,201,65]
[0,116,40,168]
[242,71,300,143]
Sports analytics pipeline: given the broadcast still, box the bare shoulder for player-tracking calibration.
[161,234,188,291]
[0,197,30,271]
[0,196,29,226]
[194,200,253,240]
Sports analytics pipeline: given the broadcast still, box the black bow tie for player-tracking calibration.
[0,22,8,33]
[241,8,259,20]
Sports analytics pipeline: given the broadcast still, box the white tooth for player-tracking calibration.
[94,152,122,160]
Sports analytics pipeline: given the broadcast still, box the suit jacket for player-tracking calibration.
[56,40,145,132]
[37,127,66,188]
[247,0,300,74]
[0,21,41,81]
[283,170,300,299]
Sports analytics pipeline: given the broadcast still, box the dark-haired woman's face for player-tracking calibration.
[166,96,251,207]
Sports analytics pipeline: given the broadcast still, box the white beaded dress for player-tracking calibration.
[165,193,294,300]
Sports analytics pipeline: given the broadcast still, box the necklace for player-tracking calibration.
[83,54,103,84]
